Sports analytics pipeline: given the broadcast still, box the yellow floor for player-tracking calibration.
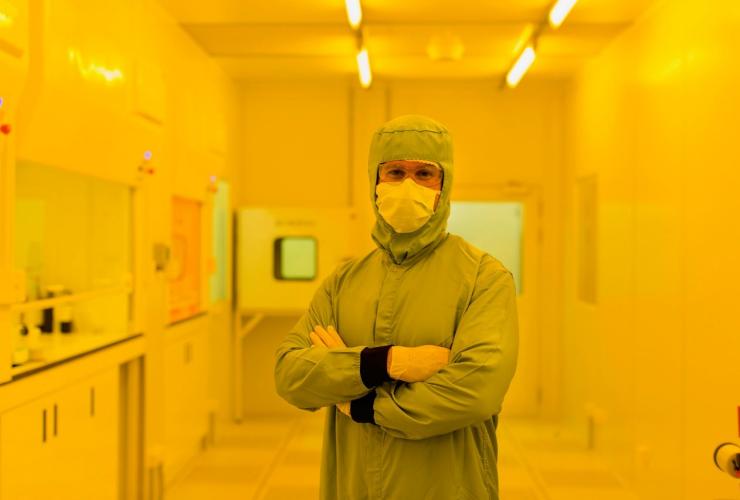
[168,413,638,500]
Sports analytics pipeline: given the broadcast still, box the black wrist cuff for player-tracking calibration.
[350,390,376,424]
[360,345,393,388]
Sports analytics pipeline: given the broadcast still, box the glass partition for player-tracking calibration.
[10,161,134,376]
[14,161,132,298]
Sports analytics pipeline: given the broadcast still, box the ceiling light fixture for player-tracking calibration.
[356,47,372,88]
[549,0,578,28]
[506,46,536,88]
[345,0,363,30]
[502,0,577,89]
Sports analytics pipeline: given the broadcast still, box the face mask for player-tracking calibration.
[375,178,440,234]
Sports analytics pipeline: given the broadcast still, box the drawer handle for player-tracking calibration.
[53,404,58,437]
[90,387,96,417]
[42,409,47,443]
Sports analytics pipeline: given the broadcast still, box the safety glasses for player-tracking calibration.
[378,161,443,189]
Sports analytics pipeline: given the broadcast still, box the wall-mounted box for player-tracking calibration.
[236,207,353,312]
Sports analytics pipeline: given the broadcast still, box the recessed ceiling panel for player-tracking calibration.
[365,23,530,58]
[185,24,355,57]
[159,0,658,81]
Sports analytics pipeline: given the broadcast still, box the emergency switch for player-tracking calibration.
[0,124,11,135]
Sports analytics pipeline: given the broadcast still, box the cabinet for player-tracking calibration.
[163,322,208,484]
[15,0,161,186]
[0,367,119,500]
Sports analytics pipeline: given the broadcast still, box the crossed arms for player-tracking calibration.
[274,257,519,440]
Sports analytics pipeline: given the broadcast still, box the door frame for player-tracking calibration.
[452,182,543,417]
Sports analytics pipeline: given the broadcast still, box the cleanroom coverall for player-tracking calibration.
[274,115,519,500]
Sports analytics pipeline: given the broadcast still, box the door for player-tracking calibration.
[447,188,541,416]
[44,369,119,500]
[0,396,57,500]
[53,377,93,500]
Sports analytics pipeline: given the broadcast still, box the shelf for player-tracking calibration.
[10,330,141,379]
[10,284,132,313]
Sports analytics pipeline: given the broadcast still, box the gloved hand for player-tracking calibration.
[309,325,351,415]
[387,345,451,383]
[310,325,347,349]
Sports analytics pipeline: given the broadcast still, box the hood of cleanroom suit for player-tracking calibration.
[368,114,453,264]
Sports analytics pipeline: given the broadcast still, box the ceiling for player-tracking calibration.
[158,0,657,82]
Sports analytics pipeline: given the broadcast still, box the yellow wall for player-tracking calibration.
[239,81,352,207]
[564,1,740,498]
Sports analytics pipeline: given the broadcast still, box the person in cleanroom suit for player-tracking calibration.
[274,114,519,500]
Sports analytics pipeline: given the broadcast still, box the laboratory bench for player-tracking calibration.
[0,332,145,500]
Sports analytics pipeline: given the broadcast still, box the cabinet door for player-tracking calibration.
[189,329,208,442]
[163,328,210,484]
[46,368,119,500]
[1,370,121,500]
[163,336,188,483]
[182,331,206,452]
[1,397,54,500]
[78,368,120,500]
[53,378,93,500]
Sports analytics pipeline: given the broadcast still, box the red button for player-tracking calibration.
[0,124,11,135]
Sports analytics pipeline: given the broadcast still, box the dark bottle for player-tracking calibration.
[40,304,54,334]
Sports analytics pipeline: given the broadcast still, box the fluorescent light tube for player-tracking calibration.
[356,48,372,88]
[345,0,362,30]
[506,46,536,88]
[549,0,578,28]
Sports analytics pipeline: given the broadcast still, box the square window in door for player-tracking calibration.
[273,237,317,281]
